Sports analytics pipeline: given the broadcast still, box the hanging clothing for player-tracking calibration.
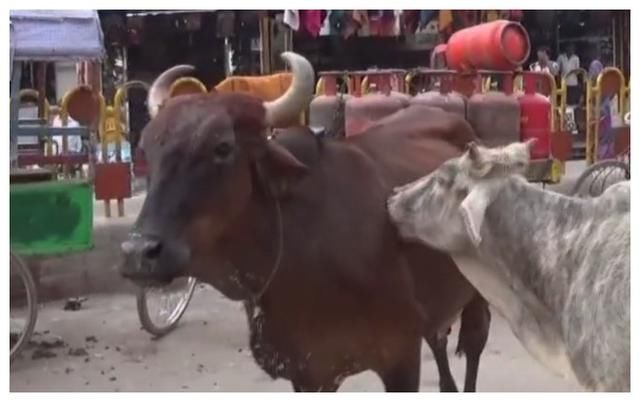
[438,10,453,33]
[393,10,402,36]
[380,10,398,37]
[367,10,397,36]
[368,10,383,36]
[300,10,325,37]
[351,10,367,26]
[357,13,370,37]
[283,10,300,31]
[419,10,438,30]
[346,10,367,38]
[319,11,331,36]
[402,10,419,35]
[328,10,346,36]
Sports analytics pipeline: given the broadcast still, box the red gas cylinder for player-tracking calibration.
[446,20,530,72]
[345,70,410,137]
[411,74,466,118]
[467,75,521,147]
[518,74,551,158]
[309,72,352,135]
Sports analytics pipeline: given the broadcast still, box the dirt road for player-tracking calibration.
[10,285,581,392]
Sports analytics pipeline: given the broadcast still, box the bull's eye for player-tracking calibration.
[214,142,233,159]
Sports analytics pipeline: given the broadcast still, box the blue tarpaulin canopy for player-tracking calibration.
[10,10,104,62]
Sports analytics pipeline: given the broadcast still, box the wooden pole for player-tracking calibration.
[259,17,272,75]
[36,63,46,120]
[115,116,124,217]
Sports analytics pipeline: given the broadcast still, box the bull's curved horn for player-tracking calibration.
[147,65,196,118]
[263,52,315,127]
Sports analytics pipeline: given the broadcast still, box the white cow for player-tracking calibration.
[387,140,630,391]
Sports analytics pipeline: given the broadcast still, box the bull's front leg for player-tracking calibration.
[291,381,341,392]
[425,328,459,392]
[291,368,345,392]
[378,337,422,391]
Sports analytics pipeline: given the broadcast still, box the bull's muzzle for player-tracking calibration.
[120,233,186,285]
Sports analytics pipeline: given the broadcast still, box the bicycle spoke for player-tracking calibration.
[10,252,38,362]
[144,278,194,328]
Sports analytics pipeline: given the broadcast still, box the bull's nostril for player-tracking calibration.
[143,240,163,260]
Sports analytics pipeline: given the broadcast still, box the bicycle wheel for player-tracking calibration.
[136,276,197,337]
[571,160,630,198]
[10,252,38,363]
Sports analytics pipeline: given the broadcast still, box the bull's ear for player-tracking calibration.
[264,140,308,175]
[259,140,308,196]
[458,185,493,247]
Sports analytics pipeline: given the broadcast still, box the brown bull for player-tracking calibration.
[121,52,490,392]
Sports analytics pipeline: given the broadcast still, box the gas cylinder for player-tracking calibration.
[446,20,530,72]
[518,74,551,158]
[345,71,410,137]
[430,44,448,69]
[411,75,466,118]
[467,77,521,147]
[308,73,352,136]
[345,94,409,137]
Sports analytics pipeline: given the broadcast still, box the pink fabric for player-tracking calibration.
[300,10,324,37]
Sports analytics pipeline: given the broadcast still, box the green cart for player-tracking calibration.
[9,10,103,362]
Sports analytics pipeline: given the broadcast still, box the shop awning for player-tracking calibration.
[10,10,105,62]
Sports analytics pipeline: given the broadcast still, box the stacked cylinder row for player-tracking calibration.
[311,69,555,160]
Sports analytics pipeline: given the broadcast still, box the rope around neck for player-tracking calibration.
[251,192,284,304]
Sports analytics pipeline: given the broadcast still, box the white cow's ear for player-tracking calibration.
[461,145,491,178]
[459,185,493,246]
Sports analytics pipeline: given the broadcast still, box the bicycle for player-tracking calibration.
[10,251,38,363]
